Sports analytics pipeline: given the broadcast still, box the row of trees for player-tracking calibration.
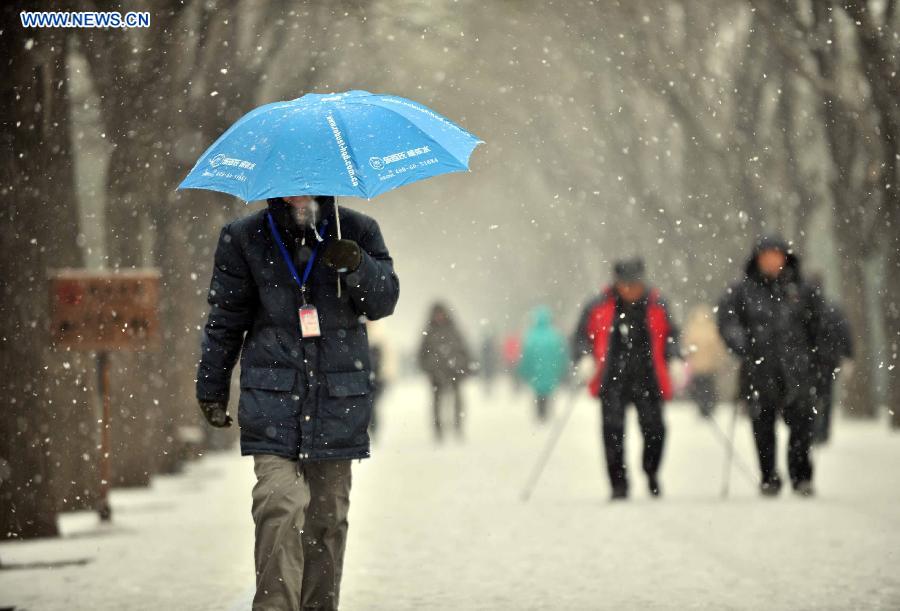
[576,0,900,420]
[2,0,897,538]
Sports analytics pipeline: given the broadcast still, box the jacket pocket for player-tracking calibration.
[238,367,299,443]
[318,371,372,449]
[324,370,370,397]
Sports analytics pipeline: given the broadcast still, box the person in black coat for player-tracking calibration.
[807,275,854,444]
[717,235,824,497]
[572,258,680,500]
[196,195,399,609]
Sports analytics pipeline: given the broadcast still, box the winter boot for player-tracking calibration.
[610,483,628,500]
[648,474,661,498]
[794,480,815,497]
[760,474,782,497]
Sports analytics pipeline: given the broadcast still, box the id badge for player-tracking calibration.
[299,305,321,338]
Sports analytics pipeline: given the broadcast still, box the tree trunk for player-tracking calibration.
[0,11,82,538]
[104,133,163,487]
[811,3,880,417]
[885,206,900,428]
[833,221,878,417]
[841,0,900,425]
[779,78,821,254]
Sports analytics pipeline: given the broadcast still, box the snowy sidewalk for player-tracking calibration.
[2,378,899,610]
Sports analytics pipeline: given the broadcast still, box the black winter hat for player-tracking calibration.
[613,257,645,283]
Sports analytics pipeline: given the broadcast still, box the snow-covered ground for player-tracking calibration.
[2,377,898,610]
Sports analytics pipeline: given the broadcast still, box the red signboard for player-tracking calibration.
[49,269,161,351]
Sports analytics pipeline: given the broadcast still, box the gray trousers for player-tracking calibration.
[251,455,352,611]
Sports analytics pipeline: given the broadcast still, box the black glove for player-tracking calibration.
[199,400,232,428]
[322,239,361,273]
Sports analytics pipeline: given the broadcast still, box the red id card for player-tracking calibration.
[299,305,321,338]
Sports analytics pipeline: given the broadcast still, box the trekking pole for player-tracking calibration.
[521,385,582,502]
[720,400,742,499]
[706,411,757,487]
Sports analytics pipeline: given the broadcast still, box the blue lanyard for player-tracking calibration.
[267,211,329,303]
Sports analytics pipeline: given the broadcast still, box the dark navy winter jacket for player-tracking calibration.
[196,199,399,461]
[717,236,824,403]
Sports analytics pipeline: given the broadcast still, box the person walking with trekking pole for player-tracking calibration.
[717,235,825,497]
[572,258,680,500]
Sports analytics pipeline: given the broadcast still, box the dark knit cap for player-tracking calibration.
[613,257,645,283]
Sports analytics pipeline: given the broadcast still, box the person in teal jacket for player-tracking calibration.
[518,307,569,421]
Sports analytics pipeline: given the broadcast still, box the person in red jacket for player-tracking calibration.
[572,258,680,499]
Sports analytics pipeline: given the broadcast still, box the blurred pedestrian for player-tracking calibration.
[683,304,727,418]
[717,235,825,497]
[418,302,472,441]
[572,258,680,499]
[502,331,523,392]
[196,195,399,610]
[479,331,499,396]
[807,275,853,445]
[518,306,569,422]
[366,319,396,441]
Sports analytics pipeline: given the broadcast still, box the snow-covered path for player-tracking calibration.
[2,378,898,610]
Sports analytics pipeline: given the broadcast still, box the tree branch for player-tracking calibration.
[746,0,861,110]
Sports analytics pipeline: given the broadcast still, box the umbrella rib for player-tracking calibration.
[351,97,483,160]
[253,111,296,201]
[329,105,369,199]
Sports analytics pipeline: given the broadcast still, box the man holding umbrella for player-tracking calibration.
[183,91,480,610]
[197,194,398,609]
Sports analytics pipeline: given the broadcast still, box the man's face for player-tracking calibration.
[283,195,318,226]
[615,281,645,303]
[757,248,787,279]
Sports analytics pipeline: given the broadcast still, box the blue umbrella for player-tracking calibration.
[177,90,482,203]
[178,90,481,296]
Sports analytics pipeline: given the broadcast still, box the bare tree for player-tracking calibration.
[0,7,83,538]
[842,0,900,425]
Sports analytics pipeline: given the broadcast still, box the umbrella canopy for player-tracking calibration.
[177,90,482,202]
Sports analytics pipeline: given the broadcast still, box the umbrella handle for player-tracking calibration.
[335,198,342,240]
[335,198,342,298]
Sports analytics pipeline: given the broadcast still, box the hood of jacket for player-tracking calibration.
[530,306,553,329]
[744,233,802,283]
